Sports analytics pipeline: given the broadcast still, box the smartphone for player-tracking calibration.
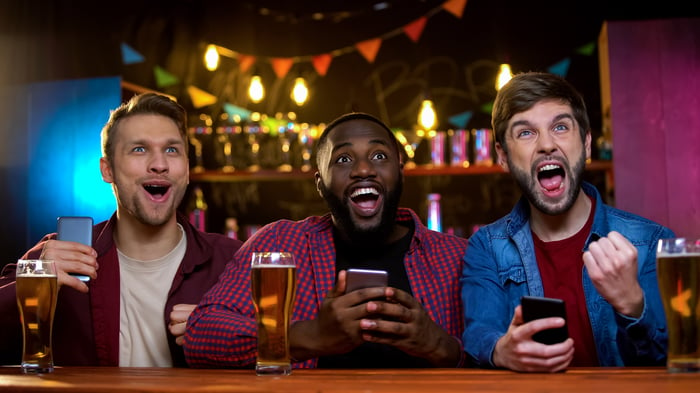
[520,296,568,345]
[57,216,93,282]
[345,268,388,293]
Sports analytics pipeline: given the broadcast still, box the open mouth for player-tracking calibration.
[537,163,565,192]
[144,183,170,199]
[349,187,381,215]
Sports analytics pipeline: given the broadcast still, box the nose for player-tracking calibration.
[350,156,376,178]
[537,130,558,155]
[148,152,169,174]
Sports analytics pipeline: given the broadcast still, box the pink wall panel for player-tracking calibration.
[605,18,700,238]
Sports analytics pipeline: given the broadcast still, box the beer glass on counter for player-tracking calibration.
[656,238,700,373]
[251,252,296,376]
[15,259,58,374]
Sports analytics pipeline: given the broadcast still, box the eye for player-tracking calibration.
[166,146,178,153]
[515,129,535,139]
[334,155,351,164]
[372,151,388,160]
[132,146,146,153]
[553,123,569,133]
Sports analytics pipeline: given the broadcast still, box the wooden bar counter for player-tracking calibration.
[0,367,697,393]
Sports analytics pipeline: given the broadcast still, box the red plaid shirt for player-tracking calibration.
[184,208,468,368]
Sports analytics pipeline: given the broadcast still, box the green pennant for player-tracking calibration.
[576,42,596,56]
[154,66,179,88]
[480,102,493,115]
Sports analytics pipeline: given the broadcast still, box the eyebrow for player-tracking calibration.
[510,113,574,131]
[330,138,390,156]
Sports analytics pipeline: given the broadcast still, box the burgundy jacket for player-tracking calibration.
[0,212,242,367]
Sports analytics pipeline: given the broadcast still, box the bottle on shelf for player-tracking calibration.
[224,217,239,240]
[188,186,208,232]
[426,193,442,233]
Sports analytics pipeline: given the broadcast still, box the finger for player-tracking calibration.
[57,271,90,293]
[334,270,348,296]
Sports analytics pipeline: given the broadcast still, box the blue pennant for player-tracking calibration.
[121,43,144,65]
[547,58,571,77]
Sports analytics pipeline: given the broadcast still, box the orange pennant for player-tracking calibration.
[312,54,332,76]
[403,17,428,43]
[443,0,467,19]
[271,58,294,79]
[187,85,217,109]
[237,55,256,73]
[355,38,382,63]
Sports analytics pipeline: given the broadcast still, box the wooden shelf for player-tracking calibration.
[189,160,613,183]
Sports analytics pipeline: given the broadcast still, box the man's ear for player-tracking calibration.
[314,172,323,198]
[495,142,509,172]
[99,157,113,183]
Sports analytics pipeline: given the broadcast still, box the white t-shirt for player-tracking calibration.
[117,224,186,367]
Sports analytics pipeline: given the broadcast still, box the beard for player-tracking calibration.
[319,177,403,246]
[509,152,586,216]
[112,180,179,227]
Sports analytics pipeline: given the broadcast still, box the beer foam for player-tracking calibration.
[657,252,700,258]
[252,264,296,268]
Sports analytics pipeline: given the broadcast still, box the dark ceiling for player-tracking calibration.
[1,0,697,131]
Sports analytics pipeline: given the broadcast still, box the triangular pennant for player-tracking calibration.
[120,42,144,65]
[237,54,256,73]
[312,54,333,76]
[355,38,382,63]
[576,42,596,56]
[403,17,428,43]
[480,102,493,115]
[223,102,251,121]
[271,58,294,79]
[153,66,179,88]
[448,111,473,129]
[187,85,217,108]
[443,0,468,19]
[547,58,571,77]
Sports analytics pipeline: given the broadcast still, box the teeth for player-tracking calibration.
[539,164,561,172]
[350,187,378,198]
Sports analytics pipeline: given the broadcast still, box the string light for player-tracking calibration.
[248,75,265,103]
[418,99,436,130]
[204,44,219,71]
[496,63,513,91]
[291,77,309,106]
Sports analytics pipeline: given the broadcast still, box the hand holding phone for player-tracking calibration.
[345,269,388,293]
[520,296,568,345]
[57,216,93,282]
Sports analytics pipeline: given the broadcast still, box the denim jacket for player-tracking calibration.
[461,182,675,367]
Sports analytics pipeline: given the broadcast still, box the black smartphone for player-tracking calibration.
[345,269,388,293]
[57,216,93,282]
[520,296,568,345]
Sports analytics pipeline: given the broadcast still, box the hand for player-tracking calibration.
[35,239,98,293]
[492,305,574,372]
[168,304,197,346]
[289,270,387,361]
[583,231,644,317]
[358,287,463,367]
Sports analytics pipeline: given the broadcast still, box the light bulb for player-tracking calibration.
[204,44,219,71]
[249,75,264,103]
[496,63,513,91]
[291,77,309,106]
[418,99,436,130]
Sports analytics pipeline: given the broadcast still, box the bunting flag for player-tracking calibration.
[223,102,252,121]
[443,0,468,19]
[480,102,493,115]
[448,111,473,129]
[271,58,294,78]
[237,54,256,73]
[187,85,217,108]
[356,38,382,63]
[120,43,144,65]
[403,17,428,43]
[312,54,332,76]
[547,58,571,77]
[576,42,596,56]
[153,66,179,88]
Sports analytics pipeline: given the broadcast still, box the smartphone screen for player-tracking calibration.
[345,269,388,293]
[520,296,568,345]
[57,216,93,282]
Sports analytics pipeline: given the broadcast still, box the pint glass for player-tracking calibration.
[656,238,700,373]
[251,252,296,376]
[15,259,58,374]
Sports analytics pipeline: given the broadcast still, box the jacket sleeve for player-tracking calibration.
[615,225,675,366]
[460,229,511,368]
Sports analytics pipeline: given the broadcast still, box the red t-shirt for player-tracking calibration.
[532,196,599,366]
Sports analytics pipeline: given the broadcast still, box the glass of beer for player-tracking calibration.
[657,238,700,373]
[250,252,296,376]
[15,259,59,374]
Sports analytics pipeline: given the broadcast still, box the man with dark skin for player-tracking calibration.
[185,112,467,368]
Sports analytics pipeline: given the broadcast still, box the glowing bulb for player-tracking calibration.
[249,75,264,103]
[204,44,219,71]
[496,63,513,91]
[418,99,436,130]
[291,77,309,106]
